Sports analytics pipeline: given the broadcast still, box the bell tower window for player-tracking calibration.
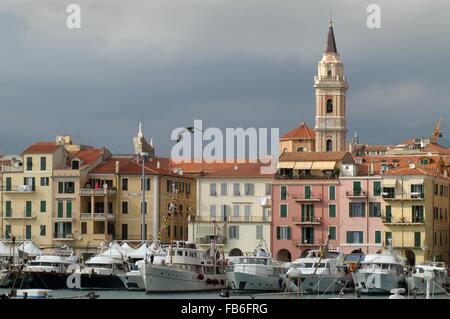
[326,99,333,114]
[297,147,305,152]
[327,70,332,78]
[326,139,333,152]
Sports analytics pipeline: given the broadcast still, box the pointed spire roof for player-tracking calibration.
[325,17,338,53]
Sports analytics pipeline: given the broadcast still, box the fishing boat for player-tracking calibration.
[226,243,289,292]
[141,241,227,292]
[283,248,347,294]
[406,262,448,295]
[69,254,129,290]
[352,243,406,294]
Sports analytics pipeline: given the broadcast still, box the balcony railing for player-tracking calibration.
[291,239,319,247]
[275,173,338,180]
[80,213,115,220]
[1,185,35,193]
[292,216,322,225]
[0,166,23,173]
[53,233,74,240]
[383,192,424,200]
[382,216,425,225]
[292,194,321,202]
[3,213,36,220]
[189,215,270,223]
[80,188,117,196]
[346,191,367,198]
[195,236,227,245]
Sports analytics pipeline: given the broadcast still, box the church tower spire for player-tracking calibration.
[314,17,349,152]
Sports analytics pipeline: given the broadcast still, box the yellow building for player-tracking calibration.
[381,158,450,265]
[279,122,316,154]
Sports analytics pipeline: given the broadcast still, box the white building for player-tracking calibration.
[186,163,273,257]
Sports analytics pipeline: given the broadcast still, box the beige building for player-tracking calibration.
[279,122,316,154]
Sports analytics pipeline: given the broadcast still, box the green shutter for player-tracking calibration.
[373,181,381,196]
[346,232,352,243]
[40,201,46,213]
[280,204,287,218]
[349,203,353,217]
[25,225,31,239]
[40,157,46,171]
[414,232,421,247]
[305,186,311,199]
[375,231,381,244]
[281,186,287,200]
[329,227,336,240]
[5,225,11,239]
[329,204,336,218]
[66,201,72,218]
[386,205,392,222]
[329,185,336,200]
[5,201,12,217]
[40,225,46,236]
[276,227,281,240]
[25,201,32,217]
[58,201,63,218]
[287,227,291,240]
[361,203,366,217]
[353,181,361,195]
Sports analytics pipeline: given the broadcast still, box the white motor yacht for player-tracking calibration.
[407,262,448,295]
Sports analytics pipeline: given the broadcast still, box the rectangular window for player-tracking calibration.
[265,183,272,195]
[58,182,75,194]
[277,226,291,240]
[40,177,49,186]
[412,206,424,223]
[233,183,240,196]
[301,227,314,244]
[280,204,288,218]
[57,201,64,218]
[229,226,239,239]
[220,183,227,196]
[233,205,240,217]
[304,185,311,199]
[5,201,12,217]
[369,202,381,217]
[221,205,229,221]
[414,232,421,247]
[40,201,46,213]
[25,225,31,239]
[256,225,263,240]
[25,201,32,217]
[71,160,79,170]
[40,157,46,171]
[5,177,12,191]
[140,178,151,191]
[281,185,287,200]
[210,205,217,219]
[353,181,362,196]
[244,183,254,196]
[81,222,87,234]
[329,185,336,200]
[210,183,217,196]
[140,201,147,214]
[385,205,392,222]
[66,201,72,218]
[244,205,251,222]
[329,226,336,240]
[375,230,381,244]
[122,178,128,191]
[26,157,33,171]
[329,204,336,218]
[40,225,46,236]
[121,224,128,240]
[346,231,363,244]
[385,231,392,245]
[122,201,128,214]
[373,181,381,196]
[301,204,314,222]
[5,225,11,239]
[349,202,366,217]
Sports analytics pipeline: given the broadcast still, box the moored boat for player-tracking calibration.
[406,262,448,295]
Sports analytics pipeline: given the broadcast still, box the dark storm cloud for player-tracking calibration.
[0,0,448,155]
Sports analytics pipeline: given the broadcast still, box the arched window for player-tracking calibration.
[326,99,333,113]
[326,139,333,152]
[327,70,332,78]
[296,147,305,152]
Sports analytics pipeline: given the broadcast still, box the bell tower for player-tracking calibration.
[314,17,348,152]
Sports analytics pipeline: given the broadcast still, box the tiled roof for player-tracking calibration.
[383,165,439,177]
[279,151,352,162]
[281,122,315,140]
[202,162,273,178]
[23,142,61,154]
[71,148,105,167]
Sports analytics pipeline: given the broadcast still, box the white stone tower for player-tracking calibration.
[314,18,349,152]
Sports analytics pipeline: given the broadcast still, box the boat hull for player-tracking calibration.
[67,273,127,290]
[352,272,405,294]
[118,272,145,291]
[22,272,70,289]
[226,271,285,292]
[142,264,227,292]
[284,274,346,294]
[406,276,447,295]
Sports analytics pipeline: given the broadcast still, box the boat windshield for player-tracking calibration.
[86,263,113,269]
[28,262,61,267]
[239,258,268,265]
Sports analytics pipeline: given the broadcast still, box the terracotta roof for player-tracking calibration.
[424,143,450,155]
[279,151,352,163]
[281,122,315,140]
[202,162,273,178]
[71,148,105,167]
[383,165,439,177]
[22,142,61,154]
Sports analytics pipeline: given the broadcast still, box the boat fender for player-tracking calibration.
[213,279,219,285]
[197,273,204,280]
[220,279,225,286]
[206,278,212,284]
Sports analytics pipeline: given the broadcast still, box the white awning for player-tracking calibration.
[294,161,313,170]
[311,161,336,170]
[277,161,296,169]
[382,179,397,187]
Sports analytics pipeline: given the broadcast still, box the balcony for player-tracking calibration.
[1,166,23,173]
[80,188,117,196]
[275,174,338,181]
[2,185,35,193]
[80,213,115,220]
[346,191,367,198]
[291,239,319,247]
[189,215,270,223]
[195,236,226,245]
[292,194,321,202]
[261,196,272,207]
[383,192,424,201]
[382,216,425,225]
[53,233,74,241]
[3,213,36,220]
[292,216,322,225]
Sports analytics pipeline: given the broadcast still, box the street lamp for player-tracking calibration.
[140,152,149,242]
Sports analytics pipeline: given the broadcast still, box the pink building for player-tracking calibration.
[339,176,384,255]
[271,152,353,261]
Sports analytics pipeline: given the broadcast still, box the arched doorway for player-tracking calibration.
[404,250,416,267]
[228,248,243,257]
[326,139,333,152]
[351,249,363,254]
[277,249,292,262]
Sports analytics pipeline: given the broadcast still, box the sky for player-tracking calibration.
[0,0,449,156]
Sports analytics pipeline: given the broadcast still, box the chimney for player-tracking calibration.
[157,161,160,169]
[369,162,374,175]
[115,161,119,175]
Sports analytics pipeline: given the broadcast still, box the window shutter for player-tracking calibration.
[276,227,280,240]
[361,203,366,217]
[287,227,291,240]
